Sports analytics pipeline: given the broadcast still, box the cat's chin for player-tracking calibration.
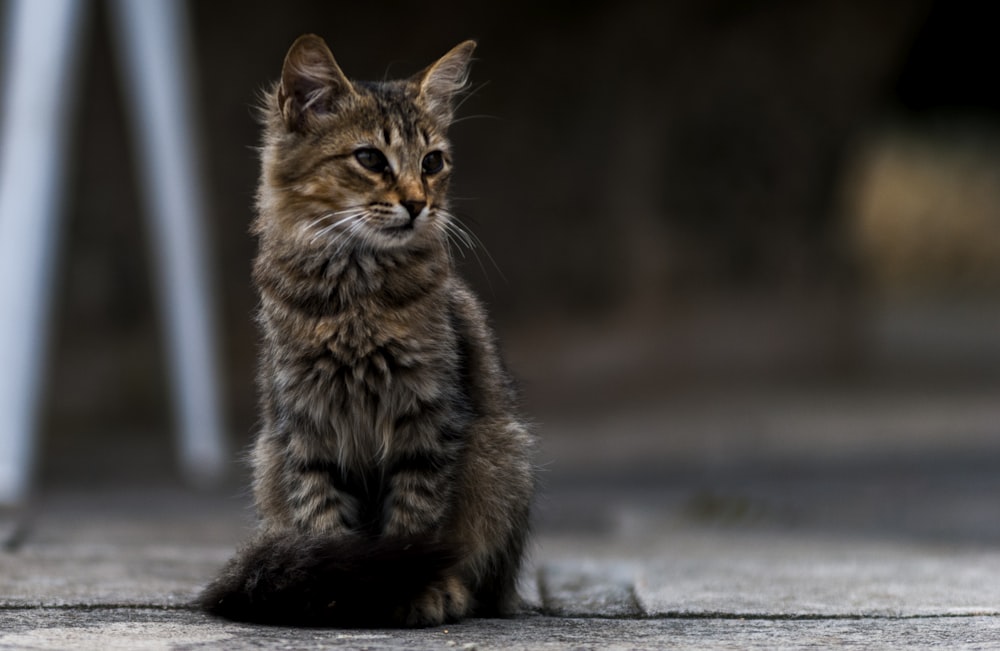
[368,221,437,250]
[380,222,416,238]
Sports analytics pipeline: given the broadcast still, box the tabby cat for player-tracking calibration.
[198,35,535,627]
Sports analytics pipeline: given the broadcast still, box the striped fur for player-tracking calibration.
[200,35,535,627]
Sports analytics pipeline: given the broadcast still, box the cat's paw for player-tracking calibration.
[397,574,471,627]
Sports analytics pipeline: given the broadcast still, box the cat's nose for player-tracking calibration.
[401,199,426,220]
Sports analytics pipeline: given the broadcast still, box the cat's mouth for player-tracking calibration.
[379,215,423,238]
[381,222,416,237]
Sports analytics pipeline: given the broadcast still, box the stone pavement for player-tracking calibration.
[4,452,1000,650]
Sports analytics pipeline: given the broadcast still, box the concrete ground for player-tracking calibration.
[4,384,1000,649]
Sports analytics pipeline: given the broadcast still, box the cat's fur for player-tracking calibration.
[198,35,535,627]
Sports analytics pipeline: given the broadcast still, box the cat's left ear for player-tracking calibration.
[278,34,354,132]
[414,40,477,126]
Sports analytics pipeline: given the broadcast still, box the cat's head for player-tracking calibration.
[257,34,476,254]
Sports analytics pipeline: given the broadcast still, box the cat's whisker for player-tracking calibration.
[442,219,476,251]
[437,212,479,258]
[436,221,469,260]
[302,211,338,236]
[323,229,356,249]
[449,114,501,126]
[432,216,467,252]
[332,218,367,258]
[309,221,347,246]
[306,219,344,244]
[440,226,492,290]
[308,205,368,228]
[300,205,368,239]
[440,210,508,284]
[327,225,358,257]
[323,212,365,231]
[452,80,490,115]
[309,212,366,246]
[325,228,351,254]
[436,209,476,247]
[358,220,382,254]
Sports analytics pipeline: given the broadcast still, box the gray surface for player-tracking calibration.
[635,533,1000,618]
[3,610,1000,651]
[3,472,1000,649]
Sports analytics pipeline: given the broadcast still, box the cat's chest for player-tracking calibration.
[309,307,445,367]
[274,305,456,411]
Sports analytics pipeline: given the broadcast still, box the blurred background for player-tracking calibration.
[3,0,999,500]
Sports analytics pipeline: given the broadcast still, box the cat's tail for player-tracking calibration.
[197,531,460,627]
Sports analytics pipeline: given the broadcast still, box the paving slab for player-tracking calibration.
[635,532,1000,618]
[4,477,1000,648]
[0,543,226,607]
[9,535,1000,618]
[538,559,642,617]
[2,609,1000,650]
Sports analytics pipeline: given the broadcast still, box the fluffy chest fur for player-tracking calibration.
[254,240,466,469]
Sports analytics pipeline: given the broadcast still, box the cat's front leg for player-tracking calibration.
[383,443,472,625]
[381,445,455,538]
[253,422,357,535]
[284,456,361,535]
[277,415,361,535]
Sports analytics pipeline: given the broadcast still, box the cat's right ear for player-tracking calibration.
[277,34,354,133]
[415,40,477,126]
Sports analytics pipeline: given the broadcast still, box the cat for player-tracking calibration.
[198,34,536,628]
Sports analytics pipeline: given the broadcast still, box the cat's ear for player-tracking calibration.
[415,40,477,126]
[277,34,354,132]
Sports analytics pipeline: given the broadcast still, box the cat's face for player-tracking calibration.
[258,35,476,254]
[269,85,457,253]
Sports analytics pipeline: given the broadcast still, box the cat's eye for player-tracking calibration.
[354,148,390,174]
[421,151,444,175]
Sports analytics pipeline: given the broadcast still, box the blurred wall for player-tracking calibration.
[12,0,998,483]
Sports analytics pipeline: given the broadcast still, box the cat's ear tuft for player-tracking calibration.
[415,40,477,126]
[277,34,353,132]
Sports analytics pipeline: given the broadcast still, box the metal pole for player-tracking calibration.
[0,0,86,504]
[107,0,228,485]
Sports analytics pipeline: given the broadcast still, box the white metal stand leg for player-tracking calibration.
[108,0,227,485]
[0,0,228,504]
[0,0,86,505]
